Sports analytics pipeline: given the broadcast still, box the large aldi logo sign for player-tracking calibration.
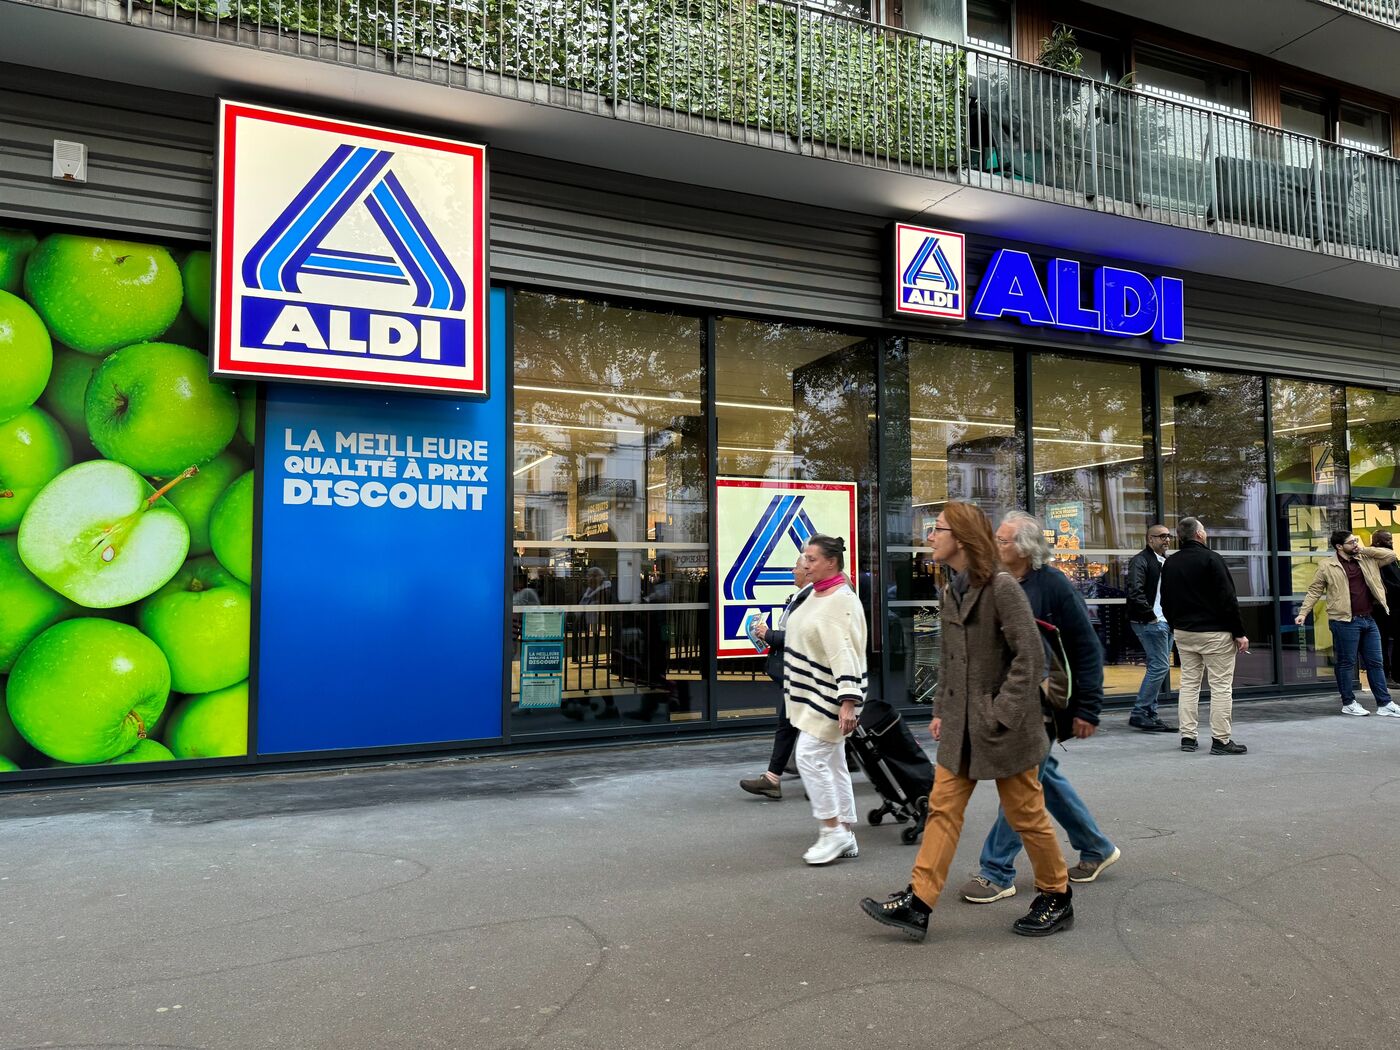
[213,101,489,396]
[892,223,966,320]
[715,478,859,659]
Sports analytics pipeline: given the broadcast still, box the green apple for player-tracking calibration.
[0,755,17,773]
[161,451,245,556]
[109,738,174,764]
[7,617,170,764]
[0,229,38,295]
[138,556,250,694]
[39,346,101,439]
[0,535,78,672]
[182,251,211,329]
[86,342,238,475]
[210,470,253,584]
[0,288,52,424]
[17,459,192,608]
[163,679,247,759]
[0,406,73,533]
[23,234,182,355]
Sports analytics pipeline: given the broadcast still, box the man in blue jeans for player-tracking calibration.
[1125,526,1177,732]
[958,511,1121,905]
[1295,530,1400,718]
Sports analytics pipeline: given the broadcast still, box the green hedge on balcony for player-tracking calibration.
[172,0,964,167]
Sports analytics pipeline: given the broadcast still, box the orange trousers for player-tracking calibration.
[911,763,1069,907]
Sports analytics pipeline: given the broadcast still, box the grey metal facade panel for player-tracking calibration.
[0,67,214,241]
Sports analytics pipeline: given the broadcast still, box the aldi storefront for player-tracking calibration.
[3,78,1398,782]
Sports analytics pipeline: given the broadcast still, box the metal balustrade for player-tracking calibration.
[12,0,1400,267]
[1319,0,1400,29]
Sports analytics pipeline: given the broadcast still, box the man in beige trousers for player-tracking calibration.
[1159,518,1249,756]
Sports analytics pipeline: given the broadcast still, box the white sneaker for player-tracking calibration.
[1341,701,1371,716]
[1376,702,1400,718]
[803,828,857,865]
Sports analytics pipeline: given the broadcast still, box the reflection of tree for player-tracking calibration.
[1163,372,1267,531]
[1346,387,1400,495]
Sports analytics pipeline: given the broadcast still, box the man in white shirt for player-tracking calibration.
[1125,526,1175,732]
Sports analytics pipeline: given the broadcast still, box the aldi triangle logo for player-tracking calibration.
[242,144,467,311]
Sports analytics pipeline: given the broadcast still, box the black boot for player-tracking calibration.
[860,885,930,941]
[1012,886,1074,937]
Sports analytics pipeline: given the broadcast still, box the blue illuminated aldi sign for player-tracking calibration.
[213,101,489,396]
[889,225,1184,345]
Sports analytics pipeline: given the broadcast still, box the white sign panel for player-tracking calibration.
[213,101,488,396]
[892,222,966,320]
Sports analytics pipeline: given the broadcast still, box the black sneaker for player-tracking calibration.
[1210,738,1247,755]
[1012,887,1074,937]
[1148,718,1178,732]
[1180,736,1198,752]
[860,886,930,941]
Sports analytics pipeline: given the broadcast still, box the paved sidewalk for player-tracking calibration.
[3,695,1400,1050]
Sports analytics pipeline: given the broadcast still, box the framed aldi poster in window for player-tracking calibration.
[715,478,858,659]
[212,101,488,396]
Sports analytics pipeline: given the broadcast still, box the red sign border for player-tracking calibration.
[714,477,860,660]
[212,100,489,397]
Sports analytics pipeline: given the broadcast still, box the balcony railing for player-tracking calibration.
[1319,0,1400,30]
[14,0,1400,268]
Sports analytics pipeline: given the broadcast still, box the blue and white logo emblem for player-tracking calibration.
[893,223,966,320]
[215,102,487,395]
[723,493,821,605]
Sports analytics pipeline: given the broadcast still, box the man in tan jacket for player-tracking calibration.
[1294,530,1400,718]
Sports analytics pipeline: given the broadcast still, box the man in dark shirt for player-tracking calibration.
[1160,518,1249,755]
[1295,530,1400,718]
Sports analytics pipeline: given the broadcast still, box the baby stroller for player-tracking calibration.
[846,699,934,844]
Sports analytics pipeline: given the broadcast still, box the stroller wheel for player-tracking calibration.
[867,807,884,826]
[901,825,922,845]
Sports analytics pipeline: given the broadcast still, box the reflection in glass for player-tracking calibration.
[510,293,709,730]
[1273,379,1347,687]
[1346,385,1400,502]
[1161,367,1274,686]
[884,339,1020,706]
[714,318,878,718]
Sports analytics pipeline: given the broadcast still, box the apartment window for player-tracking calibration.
[1339,101,1393,155]
[1280,90,1329,140]
[967,0,1012,55]
[1134,44,1250,118]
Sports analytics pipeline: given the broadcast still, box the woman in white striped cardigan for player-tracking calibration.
[782,534,868,865]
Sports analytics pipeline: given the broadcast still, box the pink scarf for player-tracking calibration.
[812,573,849,594]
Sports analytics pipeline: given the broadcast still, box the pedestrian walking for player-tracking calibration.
[860,502,1072,942]
[1366,530,1400,687]
[958,511,1121,906]
[1294,530,1400,718]
[781,535,867,865]
[1160,518,1249,755]
[1125,524,1177,732]
[739,555,811,800]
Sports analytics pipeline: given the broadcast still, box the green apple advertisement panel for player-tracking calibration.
[1,224,254,775]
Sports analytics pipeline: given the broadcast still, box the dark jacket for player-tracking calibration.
[764,585,812,682]
[1125,547,1164,624]
[1383,560,1400,615]
[1018,565,1105,740]
[933,572,1047,781]
[1160,540,1246,638]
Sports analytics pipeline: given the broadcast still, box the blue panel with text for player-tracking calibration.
[254,289,506,753]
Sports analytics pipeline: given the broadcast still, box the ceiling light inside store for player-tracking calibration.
[513,453,556,476]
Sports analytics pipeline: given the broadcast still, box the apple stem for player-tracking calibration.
[0,489,12,499]
[146,466,199,508]
[127,710,147,741]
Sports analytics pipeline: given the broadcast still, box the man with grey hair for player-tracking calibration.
[958,510,1121,904]
[1160,518,1249,755]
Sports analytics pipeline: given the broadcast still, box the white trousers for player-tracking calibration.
[795,731,856,824]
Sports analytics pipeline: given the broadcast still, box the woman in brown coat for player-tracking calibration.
[861,501,1073,942]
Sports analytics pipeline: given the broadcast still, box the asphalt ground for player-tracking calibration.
[3,693,1399,1050]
